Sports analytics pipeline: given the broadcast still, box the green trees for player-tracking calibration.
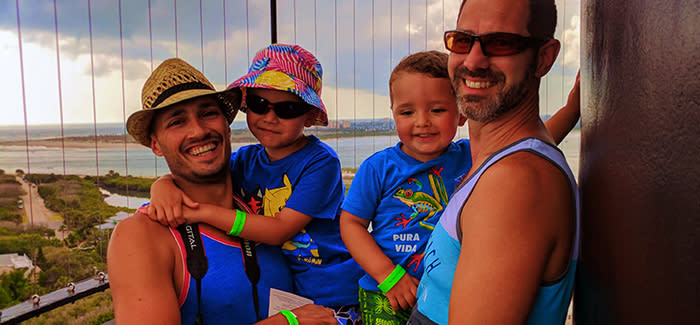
[0,269,30,308]
[29,174,131,244]
[38,246,106,291]
[0,171,126,322]
[0,233,61,257]
[0,171,157,321]
[97,171,154,197]
[0,170,24,223]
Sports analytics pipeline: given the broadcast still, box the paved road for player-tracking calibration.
[18,177,65,239]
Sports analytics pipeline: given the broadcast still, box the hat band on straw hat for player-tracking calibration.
[151,81,213,108]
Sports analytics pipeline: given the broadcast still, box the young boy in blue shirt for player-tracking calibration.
[146,44,363,324]
[339,50,580,324]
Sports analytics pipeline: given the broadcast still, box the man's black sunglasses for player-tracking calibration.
[444,30,546,56]
[242,94,312,119]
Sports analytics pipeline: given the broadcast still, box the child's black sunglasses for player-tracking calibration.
[444,30,546,56]
[242,94,312,119]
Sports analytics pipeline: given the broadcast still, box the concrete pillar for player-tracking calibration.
[575,1,700,324]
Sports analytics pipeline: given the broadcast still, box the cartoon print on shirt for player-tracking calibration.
[387,166,448,274]
[263,174,292,217]
[392,166,448,230]
[282,229,322,264]
[239,174,322,265]
[407,252,425,273]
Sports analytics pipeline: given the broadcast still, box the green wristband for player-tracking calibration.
[279,310,299,325]
[377,265,407,294]
[228,209,247,236]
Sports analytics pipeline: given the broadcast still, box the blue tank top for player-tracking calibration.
[415,138,580,324]
[173,227,293,324]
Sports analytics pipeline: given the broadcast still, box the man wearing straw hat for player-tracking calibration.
[107,58,335,324]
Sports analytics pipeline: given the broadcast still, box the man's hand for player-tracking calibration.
[384,273,419,311]
[291,304,337,324]
[257,304,336,325]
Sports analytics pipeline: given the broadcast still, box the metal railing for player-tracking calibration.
[0,273,109,324]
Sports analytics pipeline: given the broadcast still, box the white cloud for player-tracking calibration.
[1,0,581,126]
[563,14,581,71]
[0,30,25,125]
[321,85,392,122]
[0,29,145,125]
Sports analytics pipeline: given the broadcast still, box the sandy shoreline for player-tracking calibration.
[0,139,141,149]
[0,139,255,150]
[0,132,389,150]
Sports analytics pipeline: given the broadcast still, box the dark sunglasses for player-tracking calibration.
[444,30,545,56]
[242,94,312,119]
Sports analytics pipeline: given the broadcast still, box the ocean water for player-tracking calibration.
[99,188,149,210]
[0,136,401,177]
[0,122,248,142]
[0,124,580,178]
[0,124,580,209]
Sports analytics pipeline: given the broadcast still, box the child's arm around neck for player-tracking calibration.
[146,173,313,245]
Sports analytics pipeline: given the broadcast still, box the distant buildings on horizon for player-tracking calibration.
[315,118,396,131]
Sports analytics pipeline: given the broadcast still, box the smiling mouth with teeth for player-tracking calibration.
[188,143,217,156]
[464,79,496,89]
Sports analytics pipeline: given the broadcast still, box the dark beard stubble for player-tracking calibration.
[452,63,536,123]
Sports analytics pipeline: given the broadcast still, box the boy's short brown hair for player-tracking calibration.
[389,50,451,102]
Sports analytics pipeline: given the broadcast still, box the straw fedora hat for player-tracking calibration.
[127,58,242,147]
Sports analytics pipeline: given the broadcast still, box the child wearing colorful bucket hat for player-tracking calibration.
[146,44,364,323]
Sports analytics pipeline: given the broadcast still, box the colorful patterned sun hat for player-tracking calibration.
[228,44,328,126]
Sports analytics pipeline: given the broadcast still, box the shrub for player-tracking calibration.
[99,173,155,197]
[0,210,21,223]
[0,183,23,198]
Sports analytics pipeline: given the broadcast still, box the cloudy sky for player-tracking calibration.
[0,0,580,126]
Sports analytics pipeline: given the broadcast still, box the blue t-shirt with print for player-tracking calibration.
[341,139,471,291]
[229,135,362,307]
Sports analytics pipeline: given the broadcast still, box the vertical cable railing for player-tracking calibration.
[270,0,277,43]
[561,0,567,111]
[424,0,428,50]
[408,0,411,53]
[117,0,130,204]
[371,0,376,153]
[87,0,100,178]
[0,0,582,233]
[174,0,179,57]
[441,0,445,33]
[1,0,579,178]
[314,0,318,54]
[15,0,34,225]
[389,0,393,150]
[223,0,228,85]
[52,0,67,176]
[199,0,204,69]
[148,0,157,176]
[352,0,357,168]
[246,0,251,64]
[293,0,297,44]
[334,0,339,149]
